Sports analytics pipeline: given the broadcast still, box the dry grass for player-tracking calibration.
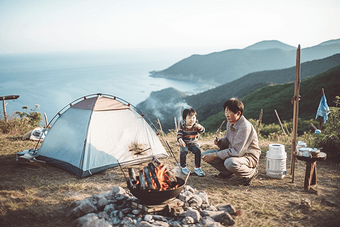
[1,132,340,227]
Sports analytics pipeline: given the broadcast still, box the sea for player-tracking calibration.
[0,49,211,123]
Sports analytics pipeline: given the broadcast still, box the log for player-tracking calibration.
[128,168,137,189]
[148,163,161,189]
[138,170,147,190]
[143,167,154,190]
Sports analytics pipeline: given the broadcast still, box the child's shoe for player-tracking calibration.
[194,167,205,177]
[182,167,191,175]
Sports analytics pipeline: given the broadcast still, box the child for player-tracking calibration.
[177,107,205,177]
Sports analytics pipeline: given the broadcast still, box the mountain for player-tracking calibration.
[150,39,340,84]
[138,53,340,132]
[202,65,340,132]
[244,40,296,51]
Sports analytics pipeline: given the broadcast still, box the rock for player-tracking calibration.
[183,185,196,194]
[71,199,98,217]
[301,198,311,208]
[97,197,109,210]
[120,217,135,227]
[103,204,116,214]
[179,191,194,202]
[182,216,195,224]
[201,216,223,227]
[152,214,168,222]
[196,191,209,205]
[188,194,203,209]
[217,204,236,215]
[184,209,201,223]
[144,214,154,222]
[136,221,154,227]
[108,186,126,199]
[76,213,112,227]
[97,211,109,221]
[213,211,235,226]
[201,210,224,218]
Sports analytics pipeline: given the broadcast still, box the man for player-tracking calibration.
[202,97,261,186]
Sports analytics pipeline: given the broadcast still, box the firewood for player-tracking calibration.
[143,167,154,190]
[148,163,161,189]
[128,168,137,184]
[139,170,147,190]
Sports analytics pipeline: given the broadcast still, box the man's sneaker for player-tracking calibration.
[194,167,205,177]
[242,168,258,186]
[182,167,191,175]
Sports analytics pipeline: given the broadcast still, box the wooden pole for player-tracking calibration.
[274,109,287,135]
[291,45,301,183]
[1,95,20,123]
[257,109,263,135]
[318,88,325,131]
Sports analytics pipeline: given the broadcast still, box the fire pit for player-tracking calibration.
[126,162,189,205]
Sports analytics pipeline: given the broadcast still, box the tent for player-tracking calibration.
[36,93,168,177]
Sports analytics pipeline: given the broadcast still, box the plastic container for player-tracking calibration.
[266,144,287,179]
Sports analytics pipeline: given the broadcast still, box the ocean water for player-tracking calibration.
[0,50,210,122]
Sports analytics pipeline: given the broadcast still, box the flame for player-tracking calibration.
[134,164,179,191]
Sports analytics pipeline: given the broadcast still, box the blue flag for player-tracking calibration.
[315,93,330,124]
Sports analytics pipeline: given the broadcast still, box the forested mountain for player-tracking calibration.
[150,39,340,84]
[201,65,340,132]
[138,53,340,132]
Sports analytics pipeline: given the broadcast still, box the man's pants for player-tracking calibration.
[202,149,257,179]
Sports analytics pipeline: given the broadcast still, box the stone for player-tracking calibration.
[301,198,311,208]
[201,210,224,218]
[179,191,194,202]
[97,211,109,221]
[120,217,135,227]
[136,221,154,227]
[196,191,209,205]
[144,214,154,222]
[108,186,127,199]
[184,209,201,223]
[97,197,109,210]
[103,204,116,214]
[76,213,112,227]
[71,199,98,217]
[201,216,223,227]
[188,194,203,208]
[213,211,235,226]
[182,216,195,224]
[217,204,236,215]
[183,185,196,194]
[152,214,168,222]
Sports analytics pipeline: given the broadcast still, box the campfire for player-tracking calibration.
[126,160,187,204]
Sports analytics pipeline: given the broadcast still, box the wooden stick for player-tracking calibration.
[157,119,163,135]
[274,109,287,135]
[257,109,263,135]
[291,45,301,183]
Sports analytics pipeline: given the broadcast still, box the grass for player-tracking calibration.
[0,131,340,227]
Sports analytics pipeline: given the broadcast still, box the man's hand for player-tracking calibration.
[214,138,222,146]
[178,138,186,147]
[202,152,218,163]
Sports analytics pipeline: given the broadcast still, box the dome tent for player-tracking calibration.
[36,93,168,177]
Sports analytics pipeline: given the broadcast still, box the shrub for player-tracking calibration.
[0,105,42,134]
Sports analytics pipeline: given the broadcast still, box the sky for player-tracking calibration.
[0,0,339,56]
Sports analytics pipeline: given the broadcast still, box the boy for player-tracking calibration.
[177,108,205,177]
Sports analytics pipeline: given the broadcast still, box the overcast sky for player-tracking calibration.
[1,0,339,55]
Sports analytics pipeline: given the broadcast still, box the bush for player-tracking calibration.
[0,105,42,134]
[311,96,340,161]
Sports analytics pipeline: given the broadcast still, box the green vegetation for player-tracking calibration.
[0,105,42,134]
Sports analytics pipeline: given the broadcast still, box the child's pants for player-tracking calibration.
[180,143,201,168]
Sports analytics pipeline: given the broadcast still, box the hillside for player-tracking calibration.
[138,54,340,132]
[150,39,340,84]
[201,65,340,132]
[188,53,340,118]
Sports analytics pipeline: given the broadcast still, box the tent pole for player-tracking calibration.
[291,45,301,183]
